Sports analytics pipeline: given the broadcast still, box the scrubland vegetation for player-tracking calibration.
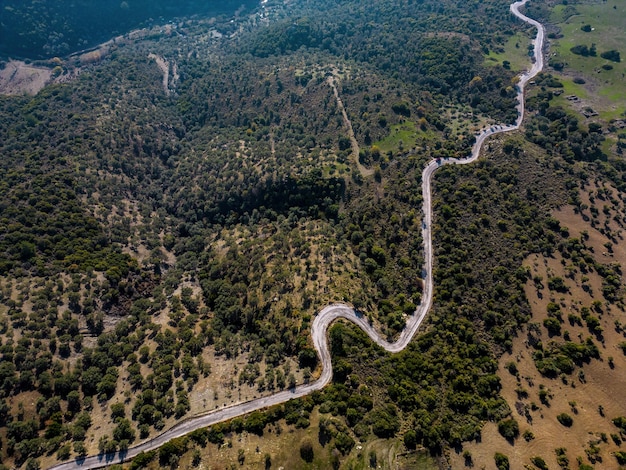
[0,0,625,468]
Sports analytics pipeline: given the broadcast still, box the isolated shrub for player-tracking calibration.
[570,45,590,56]
[547,276,567,292]
[613,416,626,432]
[494,452,510,470]
[543,317,561,336]
[497,418,519,440]
[555,448,569,468]
[300,441,314,462]
[505,361,518,375]
[601,50,621,62]
[557,413,573,427]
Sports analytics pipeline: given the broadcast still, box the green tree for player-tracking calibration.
[557,413,573,427]
[497,418,519,440]
[494,452,509,470]
[300,441,314,462]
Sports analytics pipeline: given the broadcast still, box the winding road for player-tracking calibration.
[48,1,544,468]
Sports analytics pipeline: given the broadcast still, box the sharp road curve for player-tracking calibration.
[49,1,544,468]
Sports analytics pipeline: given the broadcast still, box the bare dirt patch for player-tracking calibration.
[0,60,53,95]
[148,53,174,95]
[450,193,626,469]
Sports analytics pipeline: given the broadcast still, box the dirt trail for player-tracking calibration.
[148,53,171,95]
[327,75,374,178]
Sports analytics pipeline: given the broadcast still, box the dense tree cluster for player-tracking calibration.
[0,0,258,59]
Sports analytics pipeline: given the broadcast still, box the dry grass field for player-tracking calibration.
[450,179,626,469]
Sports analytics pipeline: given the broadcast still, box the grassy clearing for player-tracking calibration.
[485,30,534,72]
[443,104,492,137]
[548,1,626,119]
[600,136,615,156]
[323,160,351,177]
[374,120,432,153]
[559,78,590,99]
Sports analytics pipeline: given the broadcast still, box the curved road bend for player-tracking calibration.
[49,1,543,468]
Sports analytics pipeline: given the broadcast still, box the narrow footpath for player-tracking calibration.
[327,74,374,178]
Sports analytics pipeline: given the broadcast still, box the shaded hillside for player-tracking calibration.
[0,0,258,59]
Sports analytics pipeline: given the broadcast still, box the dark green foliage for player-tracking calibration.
[0,0,256,58]
[533,338,599,377]
[243,18,322,58]
[112,419,136,443]
[334,432,355,455]
[332,360,353,383]
[207,426,225,445]
[158,437,188,467]
[547,276,567,293]
[25,459,40,470]
[404,430,418,449]
[199,169,345,224]
[505,361,518,375]
[369,406,399,438]
[391,102,411,117]
[497,418,519,440]
[192,449,202,467]
[526,92,606,163]
[130,451,156,470]
[570,44,596,57]
[494,452,510,470]
[530,456,548,470]
[1,0,618,461]
[0,165,137,278]
[556,413,573,427]
[244,411,267,436]
[543,317,561,336]
[555,448,568,468]
[56,444,71,461]
[300,441,314,462]
[601,50,621,62]
[613,416,626,433]
[298,348,318,370]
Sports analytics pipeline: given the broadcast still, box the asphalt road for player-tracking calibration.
[47,1,544,468]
